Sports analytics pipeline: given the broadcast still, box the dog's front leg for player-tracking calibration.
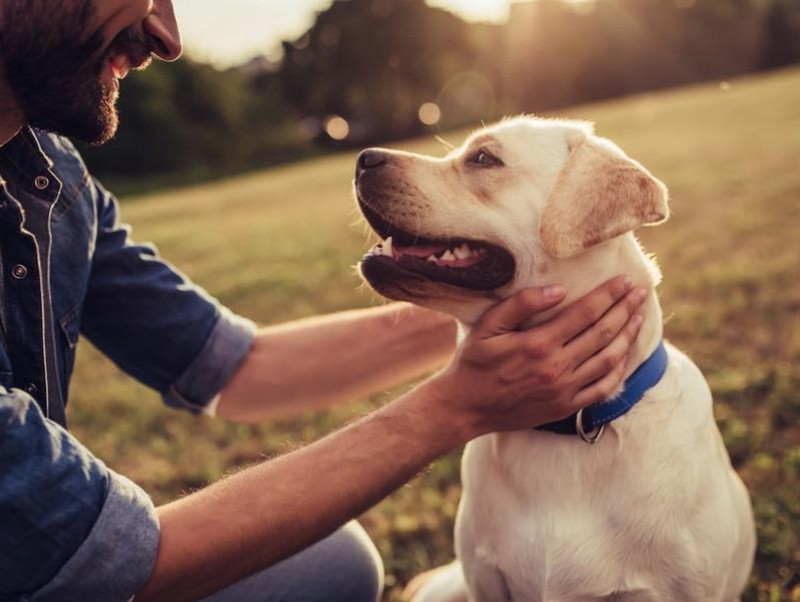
[462,554,518,602]
[458,516,520,602]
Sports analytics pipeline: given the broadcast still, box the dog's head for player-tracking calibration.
[354,117,669,322]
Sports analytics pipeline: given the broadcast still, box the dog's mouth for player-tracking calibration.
[359,202,516,291]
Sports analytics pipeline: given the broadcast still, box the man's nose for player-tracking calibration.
[357,149,388,175]
[144,0,182,61]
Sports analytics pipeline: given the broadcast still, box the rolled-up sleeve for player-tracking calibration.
[0,389,159,601]
[162,305,255,413]
[80,179,256,413]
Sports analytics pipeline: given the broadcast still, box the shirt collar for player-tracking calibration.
[0,126,55,186]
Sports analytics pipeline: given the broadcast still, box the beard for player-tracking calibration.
[0,0,152,146]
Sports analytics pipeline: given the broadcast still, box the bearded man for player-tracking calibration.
[0,2,646,600]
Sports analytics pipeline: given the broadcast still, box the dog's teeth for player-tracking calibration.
[453,245,469,259]
[383,237,393,257]
[441,250,455,261]
[426,255,438,263]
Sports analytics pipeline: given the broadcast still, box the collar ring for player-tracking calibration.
[575,408,605,444]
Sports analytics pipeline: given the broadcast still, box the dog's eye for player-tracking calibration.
[468,149,502,167]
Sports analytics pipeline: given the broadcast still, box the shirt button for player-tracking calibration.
[24,383,37,396]
[34,176,50,190]
[11,264,28,280]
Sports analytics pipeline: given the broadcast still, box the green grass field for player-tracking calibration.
[69,67,800,600]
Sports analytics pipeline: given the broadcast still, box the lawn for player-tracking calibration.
[69,67,800,600]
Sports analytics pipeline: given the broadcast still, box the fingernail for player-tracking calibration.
[616,276,634,294]
[544,284,566,299]
[636,287,648,302]
[633,314,645,327]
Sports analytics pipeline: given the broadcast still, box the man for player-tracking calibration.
[0,1,647,601]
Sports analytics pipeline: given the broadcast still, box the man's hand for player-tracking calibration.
[431,276,647,440]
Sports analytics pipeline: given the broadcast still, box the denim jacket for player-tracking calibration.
[0,128,256,601]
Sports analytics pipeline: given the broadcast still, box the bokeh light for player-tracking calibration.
[418,102,442,126]
[324,115,350,140]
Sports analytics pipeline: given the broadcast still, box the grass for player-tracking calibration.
[68,67,800,600]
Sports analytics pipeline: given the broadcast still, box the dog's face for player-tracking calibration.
[355,117,669,322]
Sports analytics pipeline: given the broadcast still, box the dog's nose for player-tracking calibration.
[357,149,388,172]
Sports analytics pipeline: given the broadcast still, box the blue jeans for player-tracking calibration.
[201,522,384,602]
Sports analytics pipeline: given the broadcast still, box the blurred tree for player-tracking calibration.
[281,0,496,143]
[81,58,310,185]
[761,0,800,69]
[79,0,800,187]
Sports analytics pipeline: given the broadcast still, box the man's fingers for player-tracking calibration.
[571,358,628,409]
[572,316,638,386]
[553,276,636,343]
[565,289,647,366]
[475,285,566,338]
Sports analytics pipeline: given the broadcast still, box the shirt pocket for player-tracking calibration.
[58,305,81,400]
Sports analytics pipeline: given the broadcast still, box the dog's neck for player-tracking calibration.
[459,234,664,383]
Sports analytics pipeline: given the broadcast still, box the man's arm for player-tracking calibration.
[81,179,257,415]
[136,277,646,602]
[82,180,451,421]
[0,391,160,601]
[216,303,456,422]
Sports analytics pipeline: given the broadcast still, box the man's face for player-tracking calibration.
[0,0,182,145]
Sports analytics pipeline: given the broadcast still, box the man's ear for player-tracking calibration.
[539,136,670,258]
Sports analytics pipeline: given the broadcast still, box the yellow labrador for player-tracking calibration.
[354,117,755,602]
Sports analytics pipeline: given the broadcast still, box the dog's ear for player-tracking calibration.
[540,134,669,258]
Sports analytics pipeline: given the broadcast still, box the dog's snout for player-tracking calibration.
[357,149,388,173]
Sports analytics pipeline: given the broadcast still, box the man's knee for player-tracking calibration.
[202,521,384,602]
[331,521,384,602]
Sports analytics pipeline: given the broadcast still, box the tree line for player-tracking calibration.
[82,0,800,186]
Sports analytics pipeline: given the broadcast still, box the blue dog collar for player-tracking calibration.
[536,340,669,443]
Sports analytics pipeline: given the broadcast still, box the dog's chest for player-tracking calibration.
[456,349,735,599]
[460,428,694,598]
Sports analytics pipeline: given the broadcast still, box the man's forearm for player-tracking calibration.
[217,303,456,422]
[136,379,464,602]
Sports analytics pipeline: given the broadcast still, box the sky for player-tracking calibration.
[172,0,512,67]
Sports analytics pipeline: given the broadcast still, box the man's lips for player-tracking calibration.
[104,28,154,81]
[109,53,132,80]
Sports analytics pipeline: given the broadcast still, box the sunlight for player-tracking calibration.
[429,0,511,22]
[174,1,513,66]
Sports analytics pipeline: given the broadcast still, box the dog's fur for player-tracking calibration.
[355,117,755,601]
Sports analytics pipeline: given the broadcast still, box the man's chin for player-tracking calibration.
[79,106,119,146]
[29,85,119,146]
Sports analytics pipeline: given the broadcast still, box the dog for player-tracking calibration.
[353,117,756,601]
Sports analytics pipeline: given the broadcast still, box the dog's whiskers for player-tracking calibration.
[435,135,456,152]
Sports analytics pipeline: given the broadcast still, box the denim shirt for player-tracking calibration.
[0,128,256,601]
